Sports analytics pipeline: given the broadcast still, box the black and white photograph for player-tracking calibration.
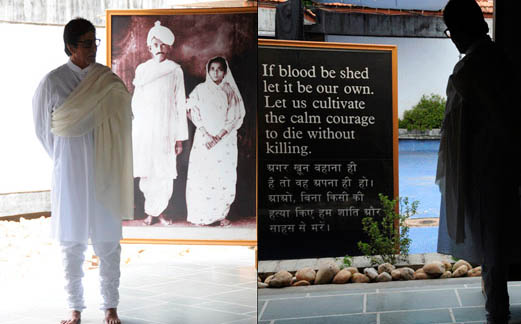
[107,8,257,243]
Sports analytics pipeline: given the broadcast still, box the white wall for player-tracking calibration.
[0,22,107,193]
[326,35,461,118]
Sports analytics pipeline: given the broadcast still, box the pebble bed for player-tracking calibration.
[259,260,482,288]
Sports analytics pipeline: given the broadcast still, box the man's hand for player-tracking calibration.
[175,141,183,155]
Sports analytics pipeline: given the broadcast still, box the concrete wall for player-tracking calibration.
[0,0,245,25]
[0,22,108,194]
[327,20,492,117]
[326,34,461,118]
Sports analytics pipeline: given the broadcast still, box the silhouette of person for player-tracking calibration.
[437,0,521,322]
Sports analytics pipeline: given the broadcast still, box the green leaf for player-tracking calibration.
[357,194,419,265]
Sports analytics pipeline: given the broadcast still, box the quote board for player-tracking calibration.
[258,39,398,260]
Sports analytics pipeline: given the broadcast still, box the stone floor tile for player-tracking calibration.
[196,300,256,314]
[178,271,254,285]
[3,241,256,324]
[206,288,257,307]
[351,255,372,268]
[366,289,460,312]
[121,302,249,324]
[452,306,487,322]
[508,304,521,323]
[258,299,267,312]
[116,294,170,313]
[119,286,168,298]
[317,257,338,267]
[236,281,259,289]
[120,274,179,289]
[244,311,257,317]
[377,285,462,294]
[210,266,258,278]
[273,313,377,323]
[309,287,377,296]
[423,252,454,264]
[146,293,212,306]
[278,259,298,272]
[0,313,30,323]
[259,294,364,320]
[379,308,453,324]
[509,285,521,302]
[258,260,279,273]
[221,318,258,324]
[406,253,426,266]
[457,287,485,307]
[136,278,241,297]
[295,258,319,269]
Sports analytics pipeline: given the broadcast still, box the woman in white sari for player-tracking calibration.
[186,57,245,226]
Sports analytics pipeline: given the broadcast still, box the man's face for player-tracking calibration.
[69,31,97,69]
[148,37,169,63]
[446,27,474,54]
[208,62,225,85]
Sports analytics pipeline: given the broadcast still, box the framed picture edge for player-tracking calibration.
[106,6,257,68]
[121,238,257,246]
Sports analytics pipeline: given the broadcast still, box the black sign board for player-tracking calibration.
[258,40,398,260]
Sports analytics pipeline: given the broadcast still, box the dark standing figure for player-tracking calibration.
[437,0,521,323]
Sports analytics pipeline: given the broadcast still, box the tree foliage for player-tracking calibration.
[399,94,446,131]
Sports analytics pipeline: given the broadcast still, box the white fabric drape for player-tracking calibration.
[33,61,126,242]
[61,241,121,311]
[185,58,245,225]
[51,64,134,222]
[139,177,173,217]
[132,59,188,179]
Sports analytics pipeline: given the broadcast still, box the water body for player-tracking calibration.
[399,139,440,253]
[399,139,441,219]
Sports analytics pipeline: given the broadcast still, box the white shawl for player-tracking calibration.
[51,64,134,220]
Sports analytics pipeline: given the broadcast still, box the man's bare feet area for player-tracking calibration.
[104,308,121,324]
[220,219,231,227]
[60,310,81,324]
[143,214,154,226]
[158,214,172,226]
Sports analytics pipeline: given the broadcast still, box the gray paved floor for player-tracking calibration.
[1,244,256,324]
[258,277,521,324]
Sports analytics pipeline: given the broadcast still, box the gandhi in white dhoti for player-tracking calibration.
[33,18,133,324]
[132,21,188,226]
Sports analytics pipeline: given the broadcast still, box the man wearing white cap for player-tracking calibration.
[132,21,188,226]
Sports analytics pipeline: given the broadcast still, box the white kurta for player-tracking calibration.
[33,60,122,243]
[186,77,245,225]
[132,59,188,179]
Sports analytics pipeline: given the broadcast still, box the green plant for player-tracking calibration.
[357,194,418,265]
[302,0,313,7]
[399,94,446,131]
[338,255,353,269]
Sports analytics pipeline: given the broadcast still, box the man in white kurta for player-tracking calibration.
[33,18,132,324]
[132,21,188,226]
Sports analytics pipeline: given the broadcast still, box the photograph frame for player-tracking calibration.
[107,6,258,246]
